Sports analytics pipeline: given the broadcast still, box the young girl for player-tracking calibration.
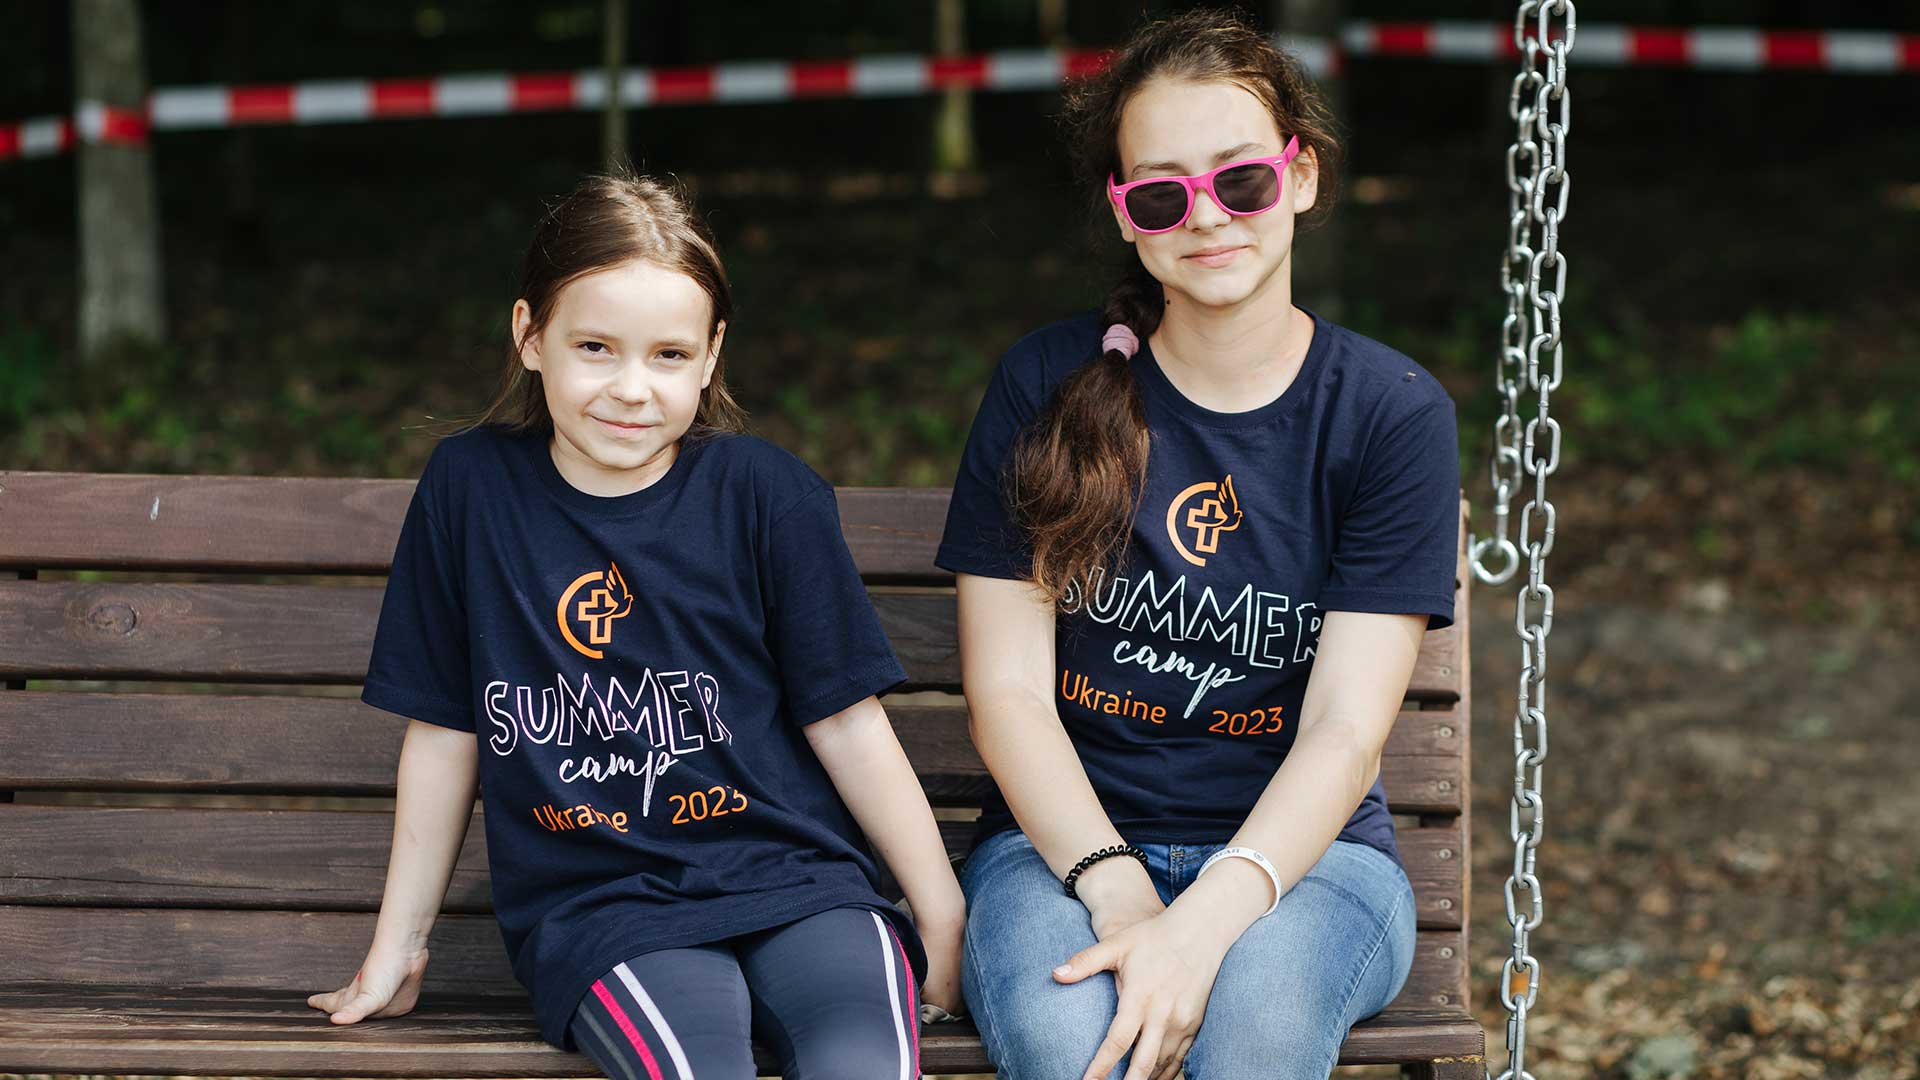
[307,173,965,1080]
[939,10,1457,1080]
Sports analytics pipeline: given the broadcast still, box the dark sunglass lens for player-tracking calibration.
[1124,181,1190,231]
[1214,163,1281,215]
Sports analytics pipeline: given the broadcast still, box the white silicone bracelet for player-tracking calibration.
[1197,846,1284,918]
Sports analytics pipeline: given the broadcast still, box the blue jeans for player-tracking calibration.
[960,830,1416,1080]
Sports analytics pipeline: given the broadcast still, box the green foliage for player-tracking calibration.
[9,295,1916,489]
[0,325,56,434]
[1393,302,1920,483]
[1847,880,1920,943]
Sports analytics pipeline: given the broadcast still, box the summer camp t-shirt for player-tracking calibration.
[362,426,925,1051]
[935,309,1459,866]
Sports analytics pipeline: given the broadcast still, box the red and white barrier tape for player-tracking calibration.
[6,24,1914,162]
[1344,20,1920,70]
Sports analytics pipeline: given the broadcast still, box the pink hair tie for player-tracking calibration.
[1101,323,1140,358]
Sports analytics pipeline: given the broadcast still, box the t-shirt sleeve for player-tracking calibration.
[934,348,1043,580]
[1319,399,1461,630]
[763,484,909,725]
[362,484,474,731]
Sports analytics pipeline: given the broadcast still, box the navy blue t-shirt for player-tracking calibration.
[935,309,1459,866]
[363,426,925,1051]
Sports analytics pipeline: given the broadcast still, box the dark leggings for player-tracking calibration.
[569,905,920,1080]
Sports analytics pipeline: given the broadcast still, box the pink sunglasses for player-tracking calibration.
[1108,135,1302,234]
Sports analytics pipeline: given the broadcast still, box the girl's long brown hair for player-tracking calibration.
[466,170,748,437]
[1009,8,1343,603]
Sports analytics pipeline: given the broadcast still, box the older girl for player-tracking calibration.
[938,11,1458,1080]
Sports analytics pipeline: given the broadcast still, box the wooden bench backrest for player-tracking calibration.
[0,472,1470,1011]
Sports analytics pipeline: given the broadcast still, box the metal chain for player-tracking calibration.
[1481,3,1572,1080]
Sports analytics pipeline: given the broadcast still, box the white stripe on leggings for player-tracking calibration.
[614,961,696,1079]
[871,911,910,1080]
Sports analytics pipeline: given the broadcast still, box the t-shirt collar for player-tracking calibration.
[1131,305,1330,429]
[520,425,710,517]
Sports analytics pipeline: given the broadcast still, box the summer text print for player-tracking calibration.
[487,559,737,825]
[1058,475,1323,719]
[484,667,733,819]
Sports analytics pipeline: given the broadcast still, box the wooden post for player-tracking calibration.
[1038,0,1067,46]
[601,0,630,168]
[932,0,977,189]
[73,0,166,360]
[1275,0,1345,321]
[1,569,30,804]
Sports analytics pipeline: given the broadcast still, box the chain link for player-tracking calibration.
[1483,3,1571,1079]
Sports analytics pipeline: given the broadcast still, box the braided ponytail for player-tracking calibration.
[1008,261,1162,603]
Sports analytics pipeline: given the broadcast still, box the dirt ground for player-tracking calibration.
[1417,585,1920,1080]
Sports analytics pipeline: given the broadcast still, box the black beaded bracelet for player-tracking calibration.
[1063,843,1148,899]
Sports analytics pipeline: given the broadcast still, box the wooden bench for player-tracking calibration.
[0,470,1484,1078]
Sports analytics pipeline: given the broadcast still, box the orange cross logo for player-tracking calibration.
[557,562,633,659]
[1166,475,1243,567]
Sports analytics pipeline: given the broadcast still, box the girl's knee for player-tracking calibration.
[781,1016,915,1080]
[967,969,1127,1080]
[1185,1020,1343,1080]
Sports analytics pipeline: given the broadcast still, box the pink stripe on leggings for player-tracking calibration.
[590,978,666,1080]
[885,922,921,1072]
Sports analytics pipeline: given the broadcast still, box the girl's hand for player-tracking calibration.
[1052,907,1229,1080]
[1086,885,1167,943]
[1074,856,1167,942]
[916,909,967,1019]
[306,946,430,1024]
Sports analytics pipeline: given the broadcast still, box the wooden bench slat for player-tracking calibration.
[0,582,969,690]
[0,580,1462,702]
[0,905,1468,1009]
[0,474,949,582]
[0,581,386,683]
[0,805,488,913]
[1336,1007,1488,1066]
[0,906,524,995]
[900,753,1464,815]
[0,987,1483,1076]
[840,487,953,582]
[0,691,400,795]
[1397,825,1469,930]
[0,691,1465,799]
[0,473,414,575]
[0,806,1466,931]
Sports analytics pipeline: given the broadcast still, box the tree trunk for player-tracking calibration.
[601,0,629,168]
[73,0,165,360]
[932,0,976,183]
[1038,0,1067,46]
[1275,0,1344,321]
